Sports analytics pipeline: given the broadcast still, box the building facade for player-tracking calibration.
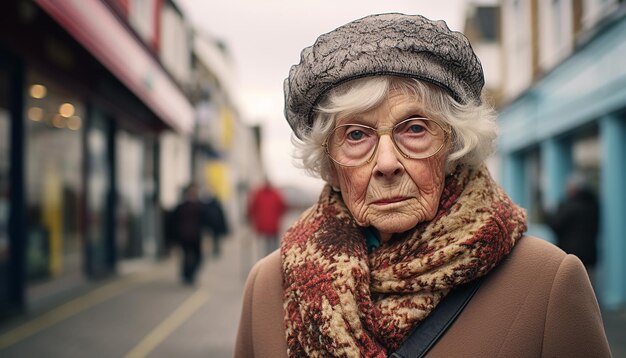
[188,30,263,236]
[463,3,503,179]
[498,0,626,309]
[0,0,241,318]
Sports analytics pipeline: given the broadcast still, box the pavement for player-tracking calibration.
[0,224,263,358]
[0,217,624,357]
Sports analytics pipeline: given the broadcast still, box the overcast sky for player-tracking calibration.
[176,0,473,192]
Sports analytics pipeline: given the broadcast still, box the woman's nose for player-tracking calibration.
[373,135,404,178]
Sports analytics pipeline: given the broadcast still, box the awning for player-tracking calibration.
[34,0,194,134]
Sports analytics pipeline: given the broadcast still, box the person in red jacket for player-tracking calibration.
[248,179,286,256]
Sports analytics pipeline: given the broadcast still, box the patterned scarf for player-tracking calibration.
[281,165,527,357]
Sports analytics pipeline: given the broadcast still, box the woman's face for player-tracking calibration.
[329,90,448,243]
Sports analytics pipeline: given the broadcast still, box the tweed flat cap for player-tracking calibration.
[284,13,484,139]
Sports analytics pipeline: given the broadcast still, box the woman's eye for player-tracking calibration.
[408,124,425,133]
[347,130,364,140]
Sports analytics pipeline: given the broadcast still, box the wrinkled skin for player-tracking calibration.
[329,91,448,243]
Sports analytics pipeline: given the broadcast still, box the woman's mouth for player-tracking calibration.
[372,197,410,205]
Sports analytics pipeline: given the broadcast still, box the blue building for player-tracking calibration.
[498,0,626,309]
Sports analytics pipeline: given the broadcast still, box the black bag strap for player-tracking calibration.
[391,277,484,358]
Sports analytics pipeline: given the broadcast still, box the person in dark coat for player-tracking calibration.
[173,183,206,284]
[545,173,600,269]
[204,191,228,257]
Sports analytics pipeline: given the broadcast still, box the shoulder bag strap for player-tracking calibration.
[391,276,484,358]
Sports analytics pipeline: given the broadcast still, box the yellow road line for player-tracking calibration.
[125,288,210,358]
[0,272,160,350]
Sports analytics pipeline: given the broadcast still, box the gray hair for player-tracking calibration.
[292,76,498,183]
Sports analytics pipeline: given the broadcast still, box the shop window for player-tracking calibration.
[115,130,157,259]
[116,131,146,258]
[25,71,84,282]
[472,6,498,43]
[86,110,112,276]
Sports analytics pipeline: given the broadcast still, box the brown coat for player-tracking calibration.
[234,236,611,357]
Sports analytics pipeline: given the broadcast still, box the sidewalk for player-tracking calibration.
[0,228,257,358]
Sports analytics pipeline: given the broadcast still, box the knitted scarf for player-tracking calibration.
[281,165,527,357]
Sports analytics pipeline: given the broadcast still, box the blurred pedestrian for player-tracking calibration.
[204,189,229,257]
[545,172,600,271]
[172,183,206,285]
[248,178,286,256]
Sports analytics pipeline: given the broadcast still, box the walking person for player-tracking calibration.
[204,190,229,257]
[235,13,610,357]
[172,183,206,285]
[248,178,287,257]
[545,172,600,273]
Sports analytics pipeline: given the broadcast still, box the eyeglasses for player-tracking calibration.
[323,117,449,167]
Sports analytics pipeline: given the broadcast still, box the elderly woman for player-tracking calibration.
[235,13,610,357]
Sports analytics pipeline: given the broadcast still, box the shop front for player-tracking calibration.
[24,71,85,292]
[0,0,193,316]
